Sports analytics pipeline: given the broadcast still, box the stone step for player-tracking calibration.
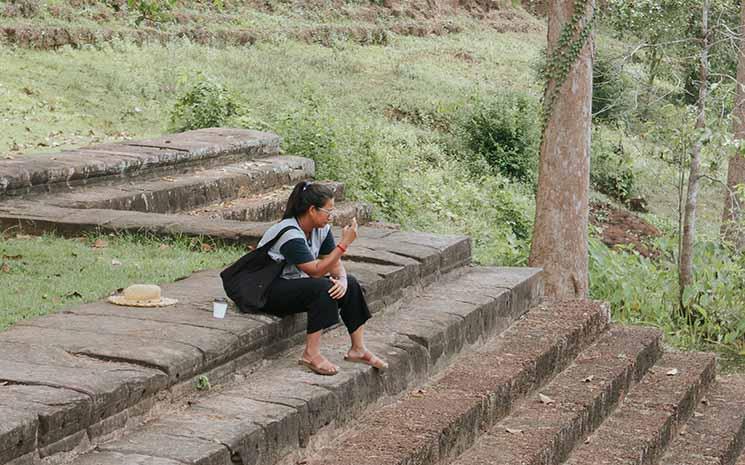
[30,155,314,214]
[304,300,611,465]
[0,128,280,197]
[189,182,344,221]
[187,181,372,226]
[658,375,745,465]
[0,200,380,244]
[54,266,542,465]
[0,232,488,465]
[561,351,717,465]
[447,324,662,465]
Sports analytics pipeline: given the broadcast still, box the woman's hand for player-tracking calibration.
[328,277,348,300]
[340,217,358,247]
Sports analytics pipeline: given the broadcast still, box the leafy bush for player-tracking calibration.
[270,90,533,265]
[459,92,541,184]
[4,0,40,18]
[590,236,745,352]
[533,46,633,124]
[591,127,636,202]
[127,0,176,22]
[593,49,633,123]
[170,73,240,131]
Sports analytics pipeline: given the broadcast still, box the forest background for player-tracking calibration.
[1,0,745,368]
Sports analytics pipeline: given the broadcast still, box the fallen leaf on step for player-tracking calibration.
[583,375,595,383]
[505,427,523,434]
[666,368,679,376]
[539,393,555,405]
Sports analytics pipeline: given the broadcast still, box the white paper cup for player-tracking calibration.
[213,299,228,319]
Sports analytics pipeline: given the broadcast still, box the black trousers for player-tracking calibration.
[264,274,371,334]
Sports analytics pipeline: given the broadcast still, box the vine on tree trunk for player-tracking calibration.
[542,0,595,127]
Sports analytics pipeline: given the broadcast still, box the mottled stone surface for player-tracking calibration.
[659,375,745,465]
[34,155,314,214]
[0,407,38,464]
[64,267,542,465]
[0,233,479,465]
[563,351,717,465]
[0,128,280,196]
[451,325,662,465]
[305,300,610,465]
[73,451,185,465]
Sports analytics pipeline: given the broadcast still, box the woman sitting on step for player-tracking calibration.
[257,181,388,376]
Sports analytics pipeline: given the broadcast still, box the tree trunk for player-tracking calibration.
[528,0,594,299]
[721,0,745,250]
[679,0,709,302]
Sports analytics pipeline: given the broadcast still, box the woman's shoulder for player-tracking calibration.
[260,218,304,246]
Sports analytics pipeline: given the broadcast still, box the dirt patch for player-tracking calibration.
[590,201,662,258]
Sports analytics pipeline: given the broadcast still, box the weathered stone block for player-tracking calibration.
[0,407,38,464]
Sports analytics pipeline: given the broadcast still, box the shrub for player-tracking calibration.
[459,92,541,184]
[593,49,633,123]
[533,46,633,123]
[4,0,39,18]
[127,0,175,23]
[270,90,533,265]
[591,127,636,202]
[170,73,240,131]
[590,236,745,352]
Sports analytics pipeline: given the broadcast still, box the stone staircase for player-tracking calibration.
[1,129,745,465]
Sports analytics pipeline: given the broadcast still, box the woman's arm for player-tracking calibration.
[296,248,345,278]
[296,218,357,278]
[328,258,347,281]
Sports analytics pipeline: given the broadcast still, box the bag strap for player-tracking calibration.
[259,224,302,252]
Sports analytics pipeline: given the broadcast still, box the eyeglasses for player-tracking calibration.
[317,207,335,217]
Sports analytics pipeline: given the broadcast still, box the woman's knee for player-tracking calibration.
[346,274,361,289]
[307,278,337,306]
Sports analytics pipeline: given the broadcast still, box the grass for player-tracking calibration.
[0,232,244,331]
[0,21,544,156]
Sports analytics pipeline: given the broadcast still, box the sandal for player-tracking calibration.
[298,354,338,376]
[344,350,389,371]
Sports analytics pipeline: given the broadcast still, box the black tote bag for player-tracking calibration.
[220,225,299,313]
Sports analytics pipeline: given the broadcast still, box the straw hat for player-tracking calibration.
[108,284,178,307]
